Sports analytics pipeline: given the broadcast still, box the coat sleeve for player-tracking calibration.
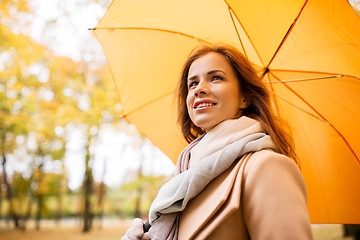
[242,150,313,240]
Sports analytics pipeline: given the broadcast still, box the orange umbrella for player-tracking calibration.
[93,0,360,223]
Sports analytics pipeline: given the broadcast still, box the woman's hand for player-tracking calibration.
[121,218,146,240]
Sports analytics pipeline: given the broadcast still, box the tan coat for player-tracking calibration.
[178,150,313,240]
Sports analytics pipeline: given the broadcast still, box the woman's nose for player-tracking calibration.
[195,81,208,96]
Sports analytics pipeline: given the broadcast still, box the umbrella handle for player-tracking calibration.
[143,220,151,232]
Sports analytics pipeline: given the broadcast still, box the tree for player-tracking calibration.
[0,0,45,228]
[73,63,123,232]
[1,0,160,233]
[1,1,96,229]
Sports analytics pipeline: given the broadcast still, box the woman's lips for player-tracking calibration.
[193,99,217,109]
[195,102,216,109]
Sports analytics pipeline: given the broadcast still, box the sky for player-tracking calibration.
[27,0,107,63]
[17,0,175,189]
[63,123,175,189]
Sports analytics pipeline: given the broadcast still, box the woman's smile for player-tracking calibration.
[193,99,217,110]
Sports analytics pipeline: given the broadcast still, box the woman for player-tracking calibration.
[122,44,313,240]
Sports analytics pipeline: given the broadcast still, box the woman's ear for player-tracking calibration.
[239,98,250,110]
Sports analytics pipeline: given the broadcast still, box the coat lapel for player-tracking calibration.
[178,153,251,240]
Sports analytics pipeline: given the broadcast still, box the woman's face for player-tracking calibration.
[186,52,246,132]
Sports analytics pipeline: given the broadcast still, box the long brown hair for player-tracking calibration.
[176,43,298,164]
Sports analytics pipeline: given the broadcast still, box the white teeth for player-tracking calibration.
[197,103,215,108]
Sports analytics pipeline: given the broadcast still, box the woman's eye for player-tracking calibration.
[189,81,198,88]
[212,75,223,81]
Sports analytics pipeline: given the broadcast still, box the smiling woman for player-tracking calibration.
[185,52,246,132]
[121,43,313,240]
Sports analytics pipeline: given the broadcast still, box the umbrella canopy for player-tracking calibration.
[93,0,360,223]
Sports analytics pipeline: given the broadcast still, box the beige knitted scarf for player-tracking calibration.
[147,116,276,240]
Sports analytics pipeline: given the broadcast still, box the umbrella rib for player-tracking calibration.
[270,72,360,164]
[269,69,360,81]
[227,7,247,58]
[261,0,309,78]
[224,0,265,66]
[92,27,212,45]
[264,74,344,84]
[121,91,175,118]
[272,93,327,123]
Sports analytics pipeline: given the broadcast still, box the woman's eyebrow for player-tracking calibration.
[207,70,226,75]
[188,75,198,81]
[188,70,226,82]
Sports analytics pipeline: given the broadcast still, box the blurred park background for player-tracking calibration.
[1,0,359,239]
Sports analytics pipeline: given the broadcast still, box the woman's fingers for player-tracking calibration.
[121,218,145,240]
[141,232,151,240]
[130,218,145,238]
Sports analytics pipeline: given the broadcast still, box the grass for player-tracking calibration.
[0,220,355,240]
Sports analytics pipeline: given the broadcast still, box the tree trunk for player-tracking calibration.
[20,174,34,231]
[22,192,33,230]
[55,173,64,227]
[133,154,144,219]
[35,162,44,231]
[1,153,20,229]
[0,173,2,219]
[134,187,142,219]
[82,148,93,232]
[35,192,43,231]
[97,158,106,229]
[344,224,360,240]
